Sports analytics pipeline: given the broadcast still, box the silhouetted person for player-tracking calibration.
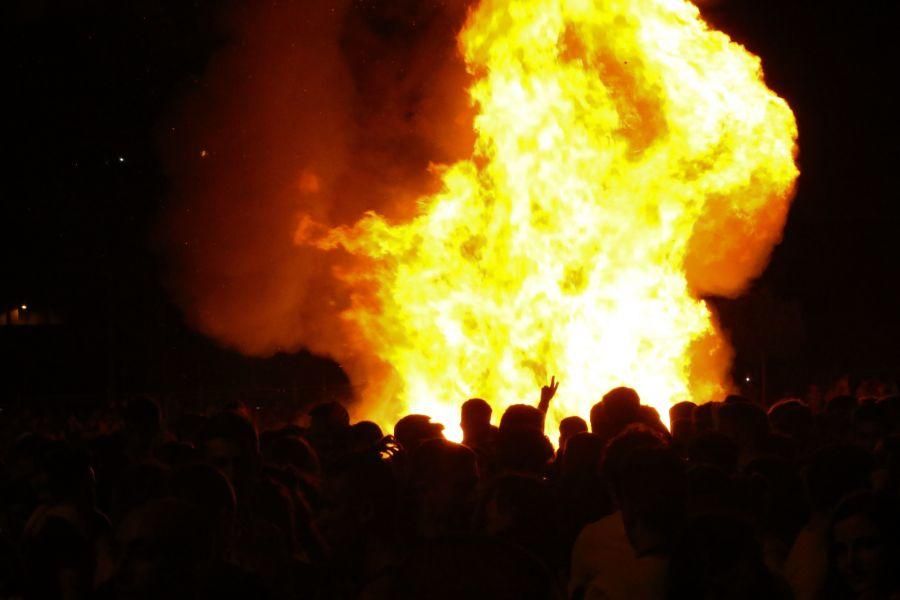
[349,420,384,452]
[394,414,444,453]
[693,401,716,435]
[107,499,214,598]
[558,416,588,453]
[479,473,560,570]
[499,404,545,433]
[495,427,554,475]
[739,457,809,572]
[306,401,351,462]
[265,435,321,480]
[785,444,874,600]
[461,398,497,450]
[584,446,687,599]
[407,439,478,539]
[569,424,669,599]
[200,411,261,500]
[717,400,769,465]
[590,386,641,441]
[669,401,696,452]
[825,490,900,598]
[852,403,886,451]
[768,399,813,445]
[308,401,350,432]
[168,464,238,564]
[121,396,163,461]
[667,514,790,599]
[688,431,739,474]
[684,464,737,519]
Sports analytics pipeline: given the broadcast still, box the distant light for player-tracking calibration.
[118,156,125,163]
[20,304,27,311]
[200,149,208,158]
[745,376,751,382]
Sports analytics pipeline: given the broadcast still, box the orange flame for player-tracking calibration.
[294,0,798,440]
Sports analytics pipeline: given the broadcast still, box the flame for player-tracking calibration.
[296,0,798,441]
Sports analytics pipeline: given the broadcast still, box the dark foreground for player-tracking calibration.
[1,378,899,599]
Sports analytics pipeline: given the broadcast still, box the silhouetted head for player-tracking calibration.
[693,401,716,434]
[168,463,237,560]
[684,464,736,517]
[409,440,478,538]
[123,396,162,437]
[670,402,697,448]
[724,394,749,404]
[558,416,588,451]
[266,434,320,478]
[169,463,236,518]
[200,411,260,488]
[590,386,641,438]
[853,403,886,451]
[619,446,686,555]
[249,476,298,557]
[495,428,554,475]
[670,401,696,423]
[560,432,605,479]
[481,473,553,535]
[717,400,768,454]
[601,424,669,504]
[499,404,544,433]
[478,474,557,568]
[394,414,445,452]
[668,514,786,598]
[461,398,493,441]
[318,451,397,553]
[351,420,384,447]
[740,456,808,544]
[308,401,350,432]
[688,431,739,474]
[113,499,214,599]
[637,405,668,434]
[767,399,812,441]
[827,394,859,416]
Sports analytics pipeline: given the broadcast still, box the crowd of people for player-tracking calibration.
[1,378,899,599]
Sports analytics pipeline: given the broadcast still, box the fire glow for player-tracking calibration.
[167,0,798,442]
[294,0,798,440]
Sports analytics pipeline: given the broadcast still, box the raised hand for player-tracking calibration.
[539,375,559,413]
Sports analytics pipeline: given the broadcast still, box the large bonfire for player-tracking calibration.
[293,0,799,439]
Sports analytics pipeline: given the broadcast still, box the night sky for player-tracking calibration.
[2,0,898,404]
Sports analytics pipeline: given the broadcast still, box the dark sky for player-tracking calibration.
[2,0,898,400]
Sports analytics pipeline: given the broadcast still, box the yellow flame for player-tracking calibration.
[299,0,798,441]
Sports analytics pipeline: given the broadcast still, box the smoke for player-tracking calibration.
[161,0,476,360]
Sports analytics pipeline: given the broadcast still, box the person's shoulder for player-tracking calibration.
[573,511,620,548]
[589,511,624,535]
